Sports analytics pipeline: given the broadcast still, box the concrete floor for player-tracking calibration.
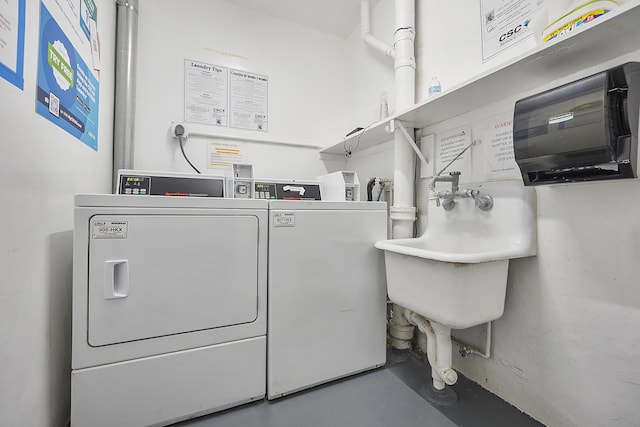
[174,349,544,427]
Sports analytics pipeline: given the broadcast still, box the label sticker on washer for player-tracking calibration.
[92,220,128,239]
[273,213,295,227]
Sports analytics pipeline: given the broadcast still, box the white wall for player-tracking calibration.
[0,1,116,426]
[338,1,640,426]
[134,0,353,180]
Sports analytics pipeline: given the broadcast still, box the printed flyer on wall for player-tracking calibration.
[35,1,100,151]
[483,112,519,179]
[480,0,545,61]
[184,59,229,127]
[435,125,473,175]
[230,68,268,132]
[0,0,25,89]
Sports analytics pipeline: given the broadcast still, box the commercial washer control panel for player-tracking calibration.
[117,170,225,197]
[254,180,322,200]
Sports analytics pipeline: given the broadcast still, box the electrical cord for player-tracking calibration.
[178,136,201,174]
[344,120,377,158]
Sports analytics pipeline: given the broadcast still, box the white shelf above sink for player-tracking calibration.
[320,1,640,157]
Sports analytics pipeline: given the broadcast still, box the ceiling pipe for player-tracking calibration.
[361,0,396,59]
[113,0,139,192]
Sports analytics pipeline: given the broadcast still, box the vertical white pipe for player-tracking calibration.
[393,0,415,109]
[361,0,416,350]
[431,321,458,386]
[391,0,416,239]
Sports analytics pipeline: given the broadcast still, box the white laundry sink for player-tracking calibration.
[375,180,537,330]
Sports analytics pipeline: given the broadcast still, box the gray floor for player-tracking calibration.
[175,350,544,427]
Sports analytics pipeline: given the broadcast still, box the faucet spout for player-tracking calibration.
[430,171,461,208]
[429,171,460,190]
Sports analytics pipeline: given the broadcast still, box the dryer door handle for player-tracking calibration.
[103,260,129,299]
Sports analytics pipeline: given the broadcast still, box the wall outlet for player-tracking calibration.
[170,122,188,139]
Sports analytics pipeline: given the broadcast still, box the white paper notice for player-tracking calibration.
[481,0,545,61]
[184,59,228,126]
[0,0,19,71]
[484,113,520,179]
[207,141,246,169]
[435,126,473,175]
[88,17,100,71]
[230,68,268,132]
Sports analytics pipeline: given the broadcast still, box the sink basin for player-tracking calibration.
[375,180,537,329]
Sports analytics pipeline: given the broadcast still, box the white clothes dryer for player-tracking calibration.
[71,195,268,427]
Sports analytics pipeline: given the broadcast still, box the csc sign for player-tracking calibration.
[499,19,530,42]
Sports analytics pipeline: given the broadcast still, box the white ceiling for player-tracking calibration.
[229,0,382,39]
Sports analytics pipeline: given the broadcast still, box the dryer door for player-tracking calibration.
[87,214,259,346]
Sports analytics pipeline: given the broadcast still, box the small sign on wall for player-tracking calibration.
[0,0,26,90]
[207,141,247,170]
[483,112,520,179]
[435,125,473,176]
[480,0,546,61]
[229,69,268,132]
[184,60,229,127]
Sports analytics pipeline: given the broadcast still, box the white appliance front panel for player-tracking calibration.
[71,337,266,427]
[88,214,259,346]
[267,205,388,399]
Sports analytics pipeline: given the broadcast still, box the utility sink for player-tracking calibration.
[375,180,537,330]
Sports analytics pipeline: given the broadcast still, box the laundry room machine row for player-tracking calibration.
[72,172,387,426]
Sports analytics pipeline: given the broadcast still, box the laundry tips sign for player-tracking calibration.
[36,1,99,151]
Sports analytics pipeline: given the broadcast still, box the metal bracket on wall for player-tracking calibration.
[386,119,430,168]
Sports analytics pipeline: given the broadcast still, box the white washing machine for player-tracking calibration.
[71,194,268,427]
[267,200,388,399]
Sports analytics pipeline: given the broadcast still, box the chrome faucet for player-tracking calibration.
[429,171,460,209]
[429,171,494,211]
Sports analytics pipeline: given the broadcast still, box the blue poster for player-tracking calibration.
[36,2,99,151]
[0,0,26,89]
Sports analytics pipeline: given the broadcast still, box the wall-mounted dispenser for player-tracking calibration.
[513,62,640,185]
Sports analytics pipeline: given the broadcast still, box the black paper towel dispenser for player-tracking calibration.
[513,62,640,185]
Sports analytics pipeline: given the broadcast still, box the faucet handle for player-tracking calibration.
[465,189,479,199]
[475,194,494,211]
